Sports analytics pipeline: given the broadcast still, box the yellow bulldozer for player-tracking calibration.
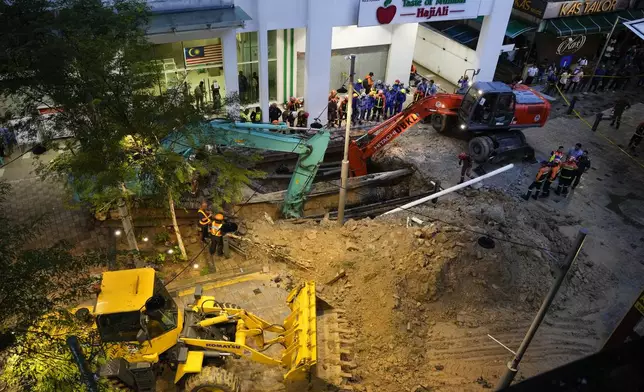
[83,268,353,391]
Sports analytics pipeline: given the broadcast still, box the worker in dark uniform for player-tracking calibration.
[522,161,551,200]
[269,103,282,123]
[628,122,644,153]
[572,150,591,189]
[610,97,631,129]
[372,90,385,122]
[197,201,212,243]
[555,157,578,197]
[209,213,225,257]
[327,98,338,128]
[296,111,309,128]
[458,152,472,184]
[338,96,348,127]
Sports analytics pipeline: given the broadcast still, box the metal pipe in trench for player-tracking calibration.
[380,164,514,216]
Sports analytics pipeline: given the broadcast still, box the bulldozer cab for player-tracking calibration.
[459,82,516,131]
[94,268,181,362]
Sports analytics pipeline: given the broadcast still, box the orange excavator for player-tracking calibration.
[348,81,551,176]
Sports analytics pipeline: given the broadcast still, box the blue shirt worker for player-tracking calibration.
[395,88,407,114]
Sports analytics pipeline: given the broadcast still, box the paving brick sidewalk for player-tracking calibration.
[1,176,109,250]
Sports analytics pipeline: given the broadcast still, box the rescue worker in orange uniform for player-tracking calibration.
[209,213,225,257]
[364,72,374,92]
[555,157,578,197]
[197,201,212,243]
[522,161,551,200]
[328,89,337,102]
[549,146,565,163]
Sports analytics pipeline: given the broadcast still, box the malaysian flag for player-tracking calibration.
[184,44,223,66]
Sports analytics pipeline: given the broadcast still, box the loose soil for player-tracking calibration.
[234,188,605,391]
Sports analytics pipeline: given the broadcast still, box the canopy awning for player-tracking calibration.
[146,6,251,36]
[546,9,644,37]
[475,16,536,39]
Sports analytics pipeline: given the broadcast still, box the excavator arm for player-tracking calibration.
[347,93,459,177]
[162,120,330,218]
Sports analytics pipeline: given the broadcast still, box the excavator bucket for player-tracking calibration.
[281,282,355,390]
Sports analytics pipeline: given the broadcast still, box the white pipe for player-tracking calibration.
[381,163,514,216]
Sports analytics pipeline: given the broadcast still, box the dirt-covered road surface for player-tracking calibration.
[228,102,644,391]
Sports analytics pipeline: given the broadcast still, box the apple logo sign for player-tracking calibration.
[376,0,397,24]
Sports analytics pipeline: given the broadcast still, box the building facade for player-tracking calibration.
[145,0,514,124]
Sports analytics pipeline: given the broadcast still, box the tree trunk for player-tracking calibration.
[168,191,188,260]
[117,198,141,266]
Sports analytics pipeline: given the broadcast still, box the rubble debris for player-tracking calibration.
[263,212,274,225]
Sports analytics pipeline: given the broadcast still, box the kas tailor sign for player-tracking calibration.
[358,0,481,27]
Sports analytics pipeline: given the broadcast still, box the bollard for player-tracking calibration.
[592,112,604,132]
[566,96,578,115]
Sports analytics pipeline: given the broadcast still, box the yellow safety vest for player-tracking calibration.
[210,222,223,236]
[198,209,211,226]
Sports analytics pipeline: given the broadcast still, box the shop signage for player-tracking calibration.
[513,0,548,18]
[535,34,602,64]
[358,0,481,27]
[541,0,629,19]
[556,35,586,55]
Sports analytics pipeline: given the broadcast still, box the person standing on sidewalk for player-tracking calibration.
[565,68,582,93]
[197,201,212,243]
[572,150,591,189]
[610,97,631,129]
[628,121,644,153]
[525,64,539,85]
[558,70,570,92]
[588,65,606,93]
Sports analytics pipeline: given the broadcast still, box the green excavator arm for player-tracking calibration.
[163,120,330,218]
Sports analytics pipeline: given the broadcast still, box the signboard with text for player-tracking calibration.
[541,0,630,19]
[535,34,603,64]
[513,0,548,18]
[358,0,482,27]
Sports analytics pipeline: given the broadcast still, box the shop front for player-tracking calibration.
[143,0,514,125]
[512,0,644,69]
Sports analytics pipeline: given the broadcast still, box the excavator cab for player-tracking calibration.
[458,82,516,131]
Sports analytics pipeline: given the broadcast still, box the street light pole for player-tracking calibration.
[337,54,356,226]
[496,229,588,390]
[590,16,622,80]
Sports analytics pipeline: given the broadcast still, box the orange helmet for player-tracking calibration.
[214,213,224,221]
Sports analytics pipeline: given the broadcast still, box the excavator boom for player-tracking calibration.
[348,93,457,177]
[162,120,330,218]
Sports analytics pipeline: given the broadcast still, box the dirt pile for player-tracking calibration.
[240,188,581,391]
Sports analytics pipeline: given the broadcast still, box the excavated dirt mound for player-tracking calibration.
[239,188,598,391]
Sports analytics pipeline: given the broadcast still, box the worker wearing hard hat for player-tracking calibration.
[395,88,407,114]
[209,213,225,257]
[522,161,551,201]
[354,79,364,94]
[197,201,212,243]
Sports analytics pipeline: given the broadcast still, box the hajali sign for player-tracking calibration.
[358,0,481,27]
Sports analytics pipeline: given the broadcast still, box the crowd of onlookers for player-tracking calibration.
[523,43,644,96]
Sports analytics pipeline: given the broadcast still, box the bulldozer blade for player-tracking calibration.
[282,282,357,391]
